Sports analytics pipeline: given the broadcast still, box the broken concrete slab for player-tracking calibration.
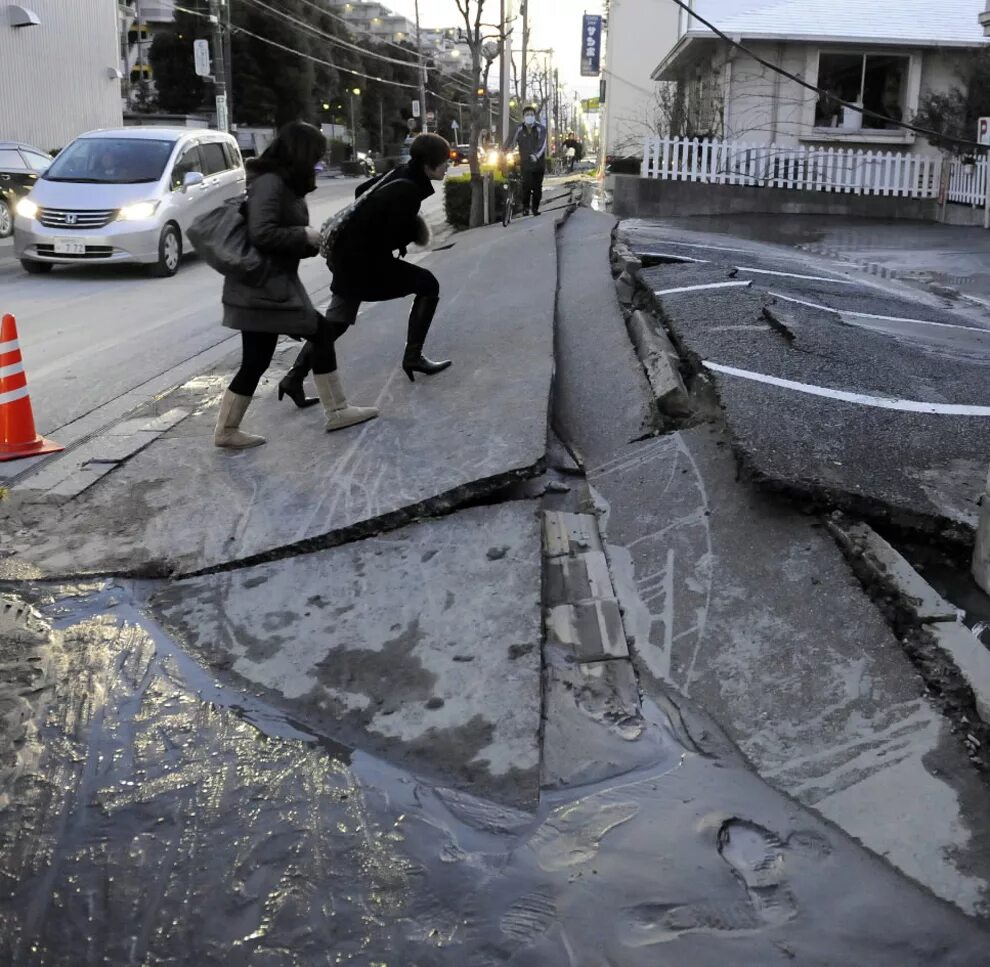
[626,309,691,418]
[6,216,560,578]
[829,519,961,622]
[925,621,990,725]
[152,501,543,804]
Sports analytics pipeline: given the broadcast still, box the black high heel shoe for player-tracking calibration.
[401,354,452,382]
[277,375,319,408]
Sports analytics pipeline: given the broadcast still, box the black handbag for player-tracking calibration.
[188,195,269,285]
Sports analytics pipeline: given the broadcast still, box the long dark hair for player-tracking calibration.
[250,121,327,195]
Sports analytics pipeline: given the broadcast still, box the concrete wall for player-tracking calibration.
[0,0,123,150]
[602,0,680,158]
[611,173,988,226]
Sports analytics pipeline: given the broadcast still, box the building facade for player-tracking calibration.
[1,0,123,149]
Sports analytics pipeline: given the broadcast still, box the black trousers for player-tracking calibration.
[289,259,440,375]
[229,316,335,397]
[520,167,545,213]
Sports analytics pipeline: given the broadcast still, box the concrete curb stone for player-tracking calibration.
[625,309,691,418]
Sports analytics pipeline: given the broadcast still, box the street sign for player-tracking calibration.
[581,14,602,77]
[581,97,601,114]
[412,99,421,118]
[193,39,211,78]
[451,119,459,130]
[426,110,435,124]
[216,94,228,133]
[980,117,990,145]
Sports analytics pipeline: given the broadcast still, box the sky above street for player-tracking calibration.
[386,0,605,97]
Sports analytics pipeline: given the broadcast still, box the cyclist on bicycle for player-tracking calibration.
[505,105,547,216]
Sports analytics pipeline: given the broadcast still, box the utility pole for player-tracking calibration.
[208,0,229,132]
[499,0,513,142]
[519,0,529,105]
[415,0,428,133]
[222,0,233,125]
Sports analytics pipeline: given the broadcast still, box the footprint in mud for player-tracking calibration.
[500,889,558,944]
[530,798,640,873]
[620,819,817,947]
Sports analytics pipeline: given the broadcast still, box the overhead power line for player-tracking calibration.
[668,0,989,151]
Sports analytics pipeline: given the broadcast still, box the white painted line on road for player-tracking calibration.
[704,361,990,415]
[0,362,24,379]
[736,266,857,285]
[636,239,753,254]
[0,339,20,355]
[636,251,711,264]
[0,386,29,405]
[655,281,753,296]
[768,291,988,332]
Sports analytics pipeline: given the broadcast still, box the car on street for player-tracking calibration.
[0,141,52,238]
[449,144,472,166]
[13,127,245,277]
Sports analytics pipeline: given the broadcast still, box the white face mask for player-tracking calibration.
[524,115,536,127]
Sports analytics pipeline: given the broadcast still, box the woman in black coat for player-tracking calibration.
[276,133,452,410]
[215,122,377,448]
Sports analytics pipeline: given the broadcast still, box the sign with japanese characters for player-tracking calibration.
[581,14,602,77]
[979,117,990,145]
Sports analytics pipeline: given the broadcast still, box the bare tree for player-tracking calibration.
[455,0,507,227]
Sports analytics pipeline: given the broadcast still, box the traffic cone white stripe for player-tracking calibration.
[0,385,30,406]
[0,339,19,355]
[0,362,24,379]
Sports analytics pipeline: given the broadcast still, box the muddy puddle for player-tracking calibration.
[2,582,987,965]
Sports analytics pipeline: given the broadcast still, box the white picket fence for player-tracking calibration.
[641,137,986,207]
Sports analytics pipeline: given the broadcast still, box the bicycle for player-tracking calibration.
[501,163,521,227]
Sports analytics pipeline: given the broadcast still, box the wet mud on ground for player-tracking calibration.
[3,584,989,965]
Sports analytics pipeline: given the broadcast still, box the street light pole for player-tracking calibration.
[499,0,513,142]
[208,0,229,131]
[350,88,360,154]
[415,0,428,133]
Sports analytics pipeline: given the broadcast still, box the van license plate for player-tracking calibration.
[54,239,86,255]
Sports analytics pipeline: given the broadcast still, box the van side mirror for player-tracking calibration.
[182,171,205,190]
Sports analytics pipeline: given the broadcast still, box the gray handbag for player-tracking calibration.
[188,195,269,284]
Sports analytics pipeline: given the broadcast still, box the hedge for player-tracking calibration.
[443,171,513,229]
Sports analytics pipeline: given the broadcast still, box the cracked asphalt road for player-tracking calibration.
[620,219,990,536]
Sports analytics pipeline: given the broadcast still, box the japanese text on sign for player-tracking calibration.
[581,14,602,77]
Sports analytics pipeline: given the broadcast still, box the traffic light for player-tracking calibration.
[476,86,485,97]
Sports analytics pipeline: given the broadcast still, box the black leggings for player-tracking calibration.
[289,260,440,375]
[229,316,335,396]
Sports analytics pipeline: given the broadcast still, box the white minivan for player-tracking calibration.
[14,127,245,277]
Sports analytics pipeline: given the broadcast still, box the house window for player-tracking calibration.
[815,52,909,130]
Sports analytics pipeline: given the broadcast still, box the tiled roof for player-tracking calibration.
[683,0,988,47]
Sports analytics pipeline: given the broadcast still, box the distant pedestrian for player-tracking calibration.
[215,121,375,448]
[505,105,547,215]
[278,132,453,406]
[563,132,580,173]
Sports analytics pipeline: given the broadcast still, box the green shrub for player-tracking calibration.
[443,171,511,228]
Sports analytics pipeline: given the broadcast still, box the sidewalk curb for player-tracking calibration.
[829,515,990,730]
[625,309,692,419]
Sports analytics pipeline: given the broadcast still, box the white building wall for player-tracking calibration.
[717,40,963,157]
[0,0,123,150]
[603,0,680,158]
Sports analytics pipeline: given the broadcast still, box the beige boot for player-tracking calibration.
[213,389,266,448]
[313,372,379,432]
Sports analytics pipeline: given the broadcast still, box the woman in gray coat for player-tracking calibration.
[214,122,377,448]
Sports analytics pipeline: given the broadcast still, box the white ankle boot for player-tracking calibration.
[313,372,379,432]
[213,389,266,448]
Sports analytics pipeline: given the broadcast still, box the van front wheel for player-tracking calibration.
[149,224,181,278]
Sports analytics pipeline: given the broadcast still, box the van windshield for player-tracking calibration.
[44,137,177,184]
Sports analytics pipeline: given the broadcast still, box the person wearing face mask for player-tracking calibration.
[506,105,547,216]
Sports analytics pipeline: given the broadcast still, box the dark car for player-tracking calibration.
[0,141,52,238]
[449,143,472,166]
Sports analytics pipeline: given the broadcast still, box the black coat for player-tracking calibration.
[330,163,434,296]
[222,166,319,336]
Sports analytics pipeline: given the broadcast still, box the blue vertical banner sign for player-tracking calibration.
[581,14,602,77]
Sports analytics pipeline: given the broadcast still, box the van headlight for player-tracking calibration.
[15,198,38,220]
[118,201,159,221]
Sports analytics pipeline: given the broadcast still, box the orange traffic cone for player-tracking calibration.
[0,313,63,462]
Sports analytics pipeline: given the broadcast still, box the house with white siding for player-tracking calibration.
[654,0,989,156]
[0,0,123,150]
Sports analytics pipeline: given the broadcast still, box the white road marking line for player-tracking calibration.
[736,266,856,284]
[655,281,753,296]
[634,239,752,254]
[635,251,711,264]
[768,291,988,332]
[703,361,990,416]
